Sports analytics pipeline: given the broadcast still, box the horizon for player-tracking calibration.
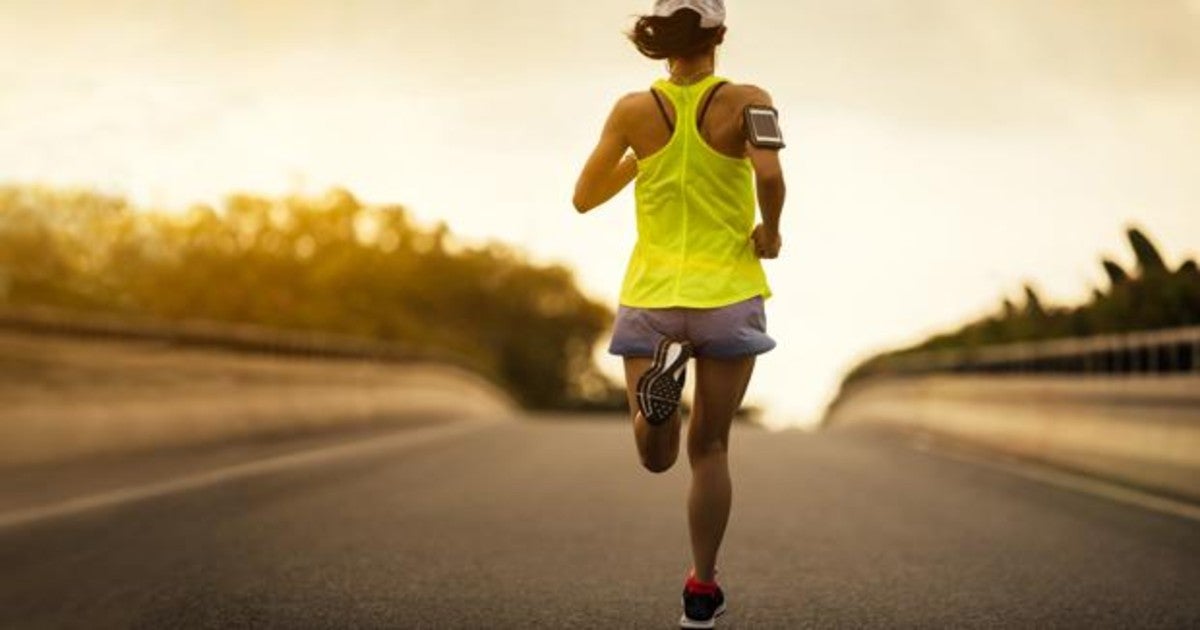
[4,0,1199,427]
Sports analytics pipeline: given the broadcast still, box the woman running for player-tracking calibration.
[573,1,786,627]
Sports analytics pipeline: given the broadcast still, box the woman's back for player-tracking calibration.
[619,75,772,309]
[623,79,762,162]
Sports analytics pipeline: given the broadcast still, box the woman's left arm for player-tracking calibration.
[573,97,638,213]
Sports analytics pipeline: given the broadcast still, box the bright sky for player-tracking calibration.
[3,0,1198,428]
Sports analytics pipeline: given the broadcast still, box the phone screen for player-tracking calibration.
[748,108,783,145]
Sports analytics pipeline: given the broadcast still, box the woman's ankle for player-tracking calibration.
[688,567,719,586]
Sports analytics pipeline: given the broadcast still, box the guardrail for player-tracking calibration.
[856,326,1200,379]
[0,304,431,364]
[827,325,1200,503]
[0,304,514,465]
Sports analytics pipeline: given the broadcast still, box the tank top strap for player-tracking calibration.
[650,75,729,130]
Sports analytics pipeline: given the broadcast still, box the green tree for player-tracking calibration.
[0,185,618,409]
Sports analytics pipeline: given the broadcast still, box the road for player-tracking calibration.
[1,417,1198,629]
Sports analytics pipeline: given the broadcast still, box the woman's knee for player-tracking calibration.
[641,450,677,474]
[687,430,728,463]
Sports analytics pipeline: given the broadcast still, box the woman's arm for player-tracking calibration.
[742,86,786,259]
[573,97,638,214]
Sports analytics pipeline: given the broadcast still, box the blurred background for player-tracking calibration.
[3,3,1200,627]
[2,0,1198,427]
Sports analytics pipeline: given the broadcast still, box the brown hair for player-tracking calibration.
[628,9,726,60]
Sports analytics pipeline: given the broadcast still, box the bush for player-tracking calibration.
[845,226,1200,380]
[0,185,616,409]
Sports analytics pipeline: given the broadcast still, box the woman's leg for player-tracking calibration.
[624,358,682,473]
[686,356,756,583]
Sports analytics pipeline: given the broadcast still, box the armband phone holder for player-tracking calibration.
[744,105,785,149]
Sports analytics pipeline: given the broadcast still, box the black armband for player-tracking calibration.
[744,105,785,149]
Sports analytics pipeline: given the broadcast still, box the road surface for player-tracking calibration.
[1,417,1198,628]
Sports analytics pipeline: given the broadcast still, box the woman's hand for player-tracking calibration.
[751,224,782,259]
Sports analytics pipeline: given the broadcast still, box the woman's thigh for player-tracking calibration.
[622,358,654,418]
[689,357,756,454]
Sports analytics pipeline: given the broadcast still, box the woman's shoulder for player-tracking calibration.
[721,82,775,107]
[616,89,656,106]
[610,89,662,121]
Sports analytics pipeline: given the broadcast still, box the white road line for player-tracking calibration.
[0,418,503,530]
[910,440,1200,523]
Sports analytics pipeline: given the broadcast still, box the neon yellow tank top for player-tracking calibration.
[620,75,772,308]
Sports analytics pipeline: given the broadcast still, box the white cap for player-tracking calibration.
[653,0,726,28]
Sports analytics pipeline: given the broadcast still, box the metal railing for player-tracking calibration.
[862,326,1200,378]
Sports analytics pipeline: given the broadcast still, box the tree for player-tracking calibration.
[1128,227,1167,275]
[860,226,1199,369]
[0,185,619,410]
[1102,259,1130,286]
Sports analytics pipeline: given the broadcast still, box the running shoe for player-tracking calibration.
[680,575,726,629]
[637,338,692,426]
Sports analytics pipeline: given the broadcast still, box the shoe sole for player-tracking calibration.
[636,339,691,426]
[679,602,726,629]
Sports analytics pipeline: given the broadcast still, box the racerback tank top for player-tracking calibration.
[620,74,772,308]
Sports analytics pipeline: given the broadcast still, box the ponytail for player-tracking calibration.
[628,9,726,60]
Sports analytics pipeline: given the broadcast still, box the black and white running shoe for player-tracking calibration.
[637,338,692,426]
[680,579,726,629]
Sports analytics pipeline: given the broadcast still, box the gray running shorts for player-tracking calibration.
[607,295,776,359]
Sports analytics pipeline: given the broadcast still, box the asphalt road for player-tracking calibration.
[1,417,1198,629]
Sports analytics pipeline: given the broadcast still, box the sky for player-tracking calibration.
[2,0,1198,428]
